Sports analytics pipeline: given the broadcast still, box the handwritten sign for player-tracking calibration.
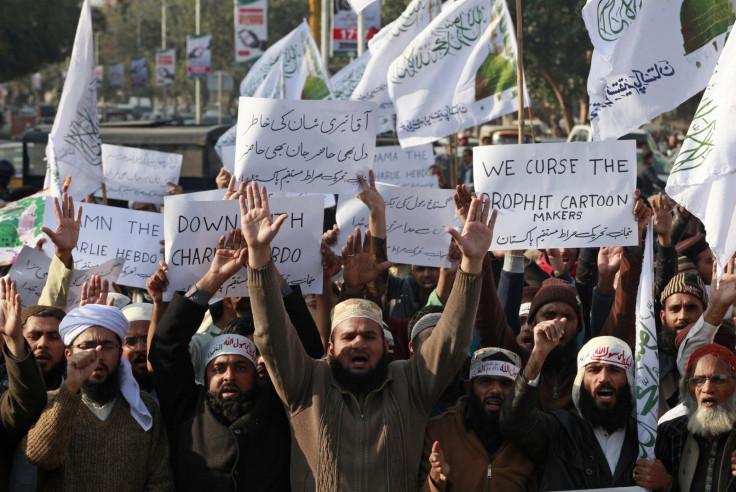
[234,97,377,193]
[373,144,437,188]
[97,144,182,205]
[164,188,227,202]
[473,141,638,249]
[164,195,324,298]
[8,246,124,310]
[335,184,457,267]
[42,199,163,288]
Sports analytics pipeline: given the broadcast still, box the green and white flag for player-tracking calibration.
[387,0,527,148]
[331,51,371,100]
[666,31,736,279]
[44,0,103,199]
[635,219,659,460]
[239,20,333,100]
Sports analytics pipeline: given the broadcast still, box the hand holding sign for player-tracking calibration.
[240,183,287,268]
[41,192,82,269]
[446,196,497,275]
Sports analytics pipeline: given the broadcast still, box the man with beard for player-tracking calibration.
[121,303,155,394]
[635,344,736,491]
[501,335,638,490]
[419,347,535,491]
[20,306,67,390]
[23,304,172,491]
[386,264,441,320]
[242,182,494,490]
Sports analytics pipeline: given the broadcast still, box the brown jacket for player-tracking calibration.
[249,260,482,491]
[419,396,536,492]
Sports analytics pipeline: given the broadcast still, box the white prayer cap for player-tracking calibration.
[121,303,153,323]
[204,334,257,369]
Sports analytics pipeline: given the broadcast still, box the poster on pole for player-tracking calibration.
[109,62,124,89]
[131,57,148,87]
[163,196,324,298]
[155,49,176,87]
[235,0,267,63]
[187,34,212,79]
[332,0,380,57]
[473,141,638,249]
[234,97,377,194]
[94,65,104,88]
[373,144,437,188]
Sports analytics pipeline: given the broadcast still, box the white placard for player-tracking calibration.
[473,141,638,249]
[98,144,182,205]
[234,97,377,194]
[373,144,437,188]
[42,199,163,288]
[334,193,371,257]
[164,188,227,202]
[164,196,323,298]
[8,246,124,310]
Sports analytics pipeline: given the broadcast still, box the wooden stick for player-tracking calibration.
[527,105,536,144]
[516,0,524,145]
[450,134,458,189]
[101,182,108,206]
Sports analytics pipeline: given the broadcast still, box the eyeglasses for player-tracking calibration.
[124,336,147,348]
[71,341,120,352]
[688,374,732,387]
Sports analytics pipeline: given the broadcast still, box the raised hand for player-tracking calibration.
[453,184,474,227]
[446,196,497,274]
[651,192,674,246]
[321,224,340,248]
[321,242,342,279]
[146,260,169,304]
[545,248,566,276]
[79,276,114,307]
[208,229,248,280]
[632,190,652,245]
[428,441,450,489]
[356,170,385,216]
[41,192,82,268]
[224,175,249,200]
[64,347,102,394]
[597,246,623,278]
[0,278,25,358]
[705,258,736,325]
[166,181,184,195]
[429,164,447,188]
[240,182,287,268]
[342,228,393,293]
[216,167,232,189]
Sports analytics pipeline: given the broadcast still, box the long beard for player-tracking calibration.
[329,353,391,396]
[42,359,66,389]
[658,324,677,353]
[467,392,502,454]
[81,365,120,406]
[684,391,736,438]
[207,386,257,425]
[578,382,633,434]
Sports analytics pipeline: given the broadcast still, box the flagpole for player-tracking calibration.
[101,183,108,206]
[515,0,524,145]
[450,134,458,189]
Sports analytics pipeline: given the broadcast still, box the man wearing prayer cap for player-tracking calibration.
[23,304,173,491]
[121,303,154,394]
[501,335,638,490]
[241,182,495,490]
[638,344,736,491]
[419,347,535,491]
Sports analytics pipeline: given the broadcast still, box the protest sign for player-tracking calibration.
[235,0,267,63]
[97,144,182,204]
[473,141,638,249]
[164,196,323,298]
[164,188,227,202]
[109,62,124,89]
[234,97,377,194]
[0,191,46,265]
[187,34,212,79]
[373,145,437,188]
[155,49,175,86]
[42,199,163,288]
[8,246,124,310]
[131,57,147,87]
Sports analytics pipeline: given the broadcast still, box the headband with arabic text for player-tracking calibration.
[204,334,258,369]
[577,344,633,372]
[470,361,520,380]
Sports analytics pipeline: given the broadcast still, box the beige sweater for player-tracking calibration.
[23,385,173,492]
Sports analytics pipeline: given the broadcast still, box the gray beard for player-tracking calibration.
[684,390,736,438]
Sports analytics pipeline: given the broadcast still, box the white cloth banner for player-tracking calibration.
[582,0,735,141]
[42,199,163,288]
[373,144,437,188]
[155,49,175,87]
[387,0,527,148]
[234,97,376,194]
[8,247,124,310]
[331,51,371,100]
[635,219,659,460]
[45,0,104,199]
[351,0,441,135]
[97,144,182,205]
[473,141,638,249]
[666,30,736,279]
[240,20,333,100]
[163,196,323,298]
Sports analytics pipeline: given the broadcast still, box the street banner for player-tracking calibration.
[331,51,371,100]
[472,140,638,249]
[155,49,176,87]
[332,0,380,56]
[164,196,323,298]
[235,0,267,63]
[0,191,46,265]
[234,97,377,193]
[352,0,440,134]
[44,0,104,200]
[42,199,163,289]
[666,31,736,279]
[97,144,182,205]
[387,0,528,148]
[131,57,148,87]
[239,20,333,100]
[94,65,104,88]
[373,144,437,188]
[582,0,735,141]
[31,73,42,92]
[187,34,212,79]
[110,62,124,89]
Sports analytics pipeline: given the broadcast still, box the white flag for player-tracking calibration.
[582,0,735,141]
[45,0,103,199]
[351,0,441,134]
[666,31,736,279]
[253,57,285,99]
[331,51,371,100]
[387,0,527,148]
[635,219,659,460]
[239,20,333,100]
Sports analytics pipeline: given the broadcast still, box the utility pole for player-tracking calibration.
[195,0,201,125]
[162,0,167,115]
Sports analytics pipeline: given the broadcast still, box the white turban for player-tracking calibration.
[204,334,257,369]
[59,305,152,431]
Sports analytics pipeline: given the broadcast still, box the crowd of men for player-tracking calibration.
[1,167,736,492]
